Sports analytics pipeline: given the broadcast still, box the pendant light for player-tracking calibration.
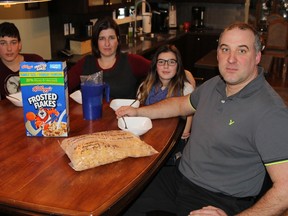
[0,0,51,7]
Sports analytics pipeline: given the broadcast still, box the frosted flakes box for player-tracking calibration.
[19,61,69,137]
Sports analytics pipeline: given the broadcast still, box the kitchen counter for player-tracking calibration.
[120,30,185,55]
[65,30,185,65]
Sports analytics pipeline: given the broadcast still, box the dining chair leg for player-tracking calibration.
[282,57,287,81]
[272,57,285,79]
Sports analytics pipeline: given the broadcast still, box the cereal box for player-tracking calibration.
[19,61,69,137]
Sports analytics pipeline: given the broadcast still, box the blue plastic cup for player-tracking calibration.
[81,82,110,120]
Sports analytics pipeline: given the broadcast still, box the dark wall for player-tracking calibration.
[48,1,112,59]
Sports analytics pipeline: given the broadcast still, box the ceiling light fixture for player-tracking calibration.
[0,0,51,8]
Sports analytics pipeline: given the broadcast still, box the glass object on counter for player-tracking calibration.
[168,3,177,28]
[118,8,126,19]
[85,22,93,37]
[117,7,131,19]
[128,22,133,39]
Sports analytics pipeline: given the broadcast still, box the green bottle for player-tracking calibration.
[128,22,133,39]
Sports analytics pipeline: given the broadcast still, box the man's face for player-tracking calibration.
[0,36,22,63]
[217,28,261,87]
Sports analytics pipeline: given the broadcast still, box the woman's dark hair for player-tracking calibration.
[138,44,187,104]
[0,22,21,41]
[91,17,121,58]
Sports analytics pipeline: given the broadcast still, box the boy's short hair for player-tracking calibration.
[0,22,21,41]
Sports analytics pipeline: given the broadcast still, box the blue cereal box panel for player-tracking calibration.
[19,61,69,137]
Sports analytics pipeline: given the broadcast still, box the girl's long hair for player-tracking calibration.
[138,44,187,105]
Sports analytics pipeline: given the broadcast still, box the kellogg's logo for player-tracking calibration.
[32,85,52,93]
[21,64,33,69]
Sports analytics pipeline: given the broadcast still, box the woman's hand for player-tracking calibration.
[188,206,227,216]
[115,106,138,118]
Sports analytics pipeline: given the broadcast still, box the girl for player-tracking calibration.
[138,44,194,163]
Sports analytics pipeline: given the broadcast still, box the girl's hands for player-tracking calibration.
[115,106,138,118]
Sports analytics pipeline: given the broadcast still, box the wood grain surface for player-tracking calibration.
[0,98,184,215]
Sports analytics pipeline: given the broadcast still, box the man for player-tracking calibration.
[116,22,288,216]
[0,22,43,99]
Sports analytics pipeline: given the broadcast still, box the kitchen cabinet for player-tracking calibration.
[181,32,219,76]
[173,35,186,62]
[48,0,135,59]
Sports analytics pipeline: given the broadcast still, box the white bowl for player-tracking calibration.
[110,99,140,111]
[118,116,152,136]
[6,92,22,107]
[70,90,82,104]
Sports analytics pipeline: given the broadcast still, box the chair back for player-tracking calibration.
[265,18,288,51]
[267,13,283,25]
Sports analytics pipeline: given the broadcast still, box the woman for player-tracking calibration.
[68,16,151,99]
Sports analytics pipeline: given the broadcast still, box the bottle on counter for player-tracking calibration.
[169,3,177,29]
[85,22,93,37]
[128,22,133,40]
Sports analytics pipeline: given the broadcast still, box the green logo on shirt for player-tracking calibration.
[229,119,235,125]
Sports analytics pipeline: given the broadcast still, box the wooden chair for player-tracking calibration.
[263,17,288,79]
[266,13,283,25]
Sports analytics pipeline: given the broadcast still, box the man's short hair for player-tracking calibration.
[219,22,262,53]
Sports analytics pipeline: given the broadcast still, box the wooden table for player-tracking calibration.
[0,98,184,215]
[194,50,274,81]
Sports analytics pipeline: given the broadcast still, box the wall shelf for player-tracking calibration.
[115,16,142,25]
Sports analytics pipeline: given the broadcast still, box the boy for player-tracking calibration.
[0,22,43,99]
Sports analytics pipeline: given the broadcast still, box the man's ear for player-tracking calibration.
[256,51,261,65]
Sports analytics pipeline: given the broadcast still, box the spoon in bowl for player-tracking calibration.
[130,99,137,106]
[122,116,128,129]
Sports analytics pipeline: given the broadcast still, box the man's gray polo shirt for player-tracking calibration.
[179,69,288,197]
